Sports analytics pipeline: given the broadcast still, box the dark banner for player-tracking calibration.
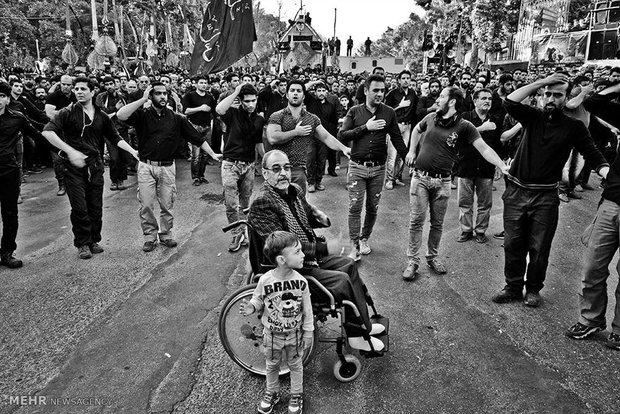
[190,0,257,75]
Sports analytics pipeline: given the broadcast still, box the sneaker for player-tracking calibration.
[559,192,569,203]
[574,184,584,192]
[582,183,595,191]
[57,185,66,196]
[257,391,280,414]
[402,261,418,281]
[200,177,209,184]
[288,394,303,414]
[567,191,582,200]
[524,291,541,307]
[385,181,394,190]
[451,181,457,189]
[492,288,523,303]
[606,332,620,350]
[116,180,126,191]
[27,166,43,174]
[394,178,406,186]
[17,196,23,204]
[427,258,447,274]
[335,165,341,170]
[348,246,361,262]
[457,232,473,242]
[565,322,604,339]
[110,182,119,191]
[493,231,504,240]
[78,245,92,259]
[475,233,488,244]
[160,239,178,248]
[89,243,104,254]
[0,251,23,268]
[316,183,326,191]
[359,238,371,255]
[308,184,316,193]
[228,233,244,252]
[143,241,157,252]
[192,178,201,186]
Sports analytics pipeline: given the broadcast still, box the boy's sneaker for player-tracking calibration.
[257,391,279,414]
[427,258,447,274]
[606,333,620,350]
[288,394,303,414]
[359,238,371,255]
[229,233,244,252]
[565,322,604,339]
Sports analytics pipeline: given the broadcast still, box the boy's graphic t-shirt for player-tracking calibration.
[248,269,314,334]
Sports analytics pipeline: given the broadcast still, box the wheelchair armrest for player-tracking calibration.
[222,220,248,233]
[305,276,336,312]
[341,300,361,318]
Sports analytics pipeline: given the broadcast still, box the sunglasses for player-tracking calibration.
[264,164,292,174]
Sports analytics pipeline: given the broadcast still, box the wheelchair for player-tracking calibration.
[218,219,390,382]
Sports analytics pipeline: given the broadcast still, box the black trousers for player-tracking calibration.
[502,181,560,294]
[0,168,20,253]
[306,139,327,185]
[302,255,372,337]
[64,159,105,247]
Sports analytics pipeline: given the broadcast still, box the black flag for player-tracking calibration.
[190,0,257,75]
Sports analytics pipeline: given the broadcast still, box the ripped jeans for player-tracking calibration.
[347,161,386,244]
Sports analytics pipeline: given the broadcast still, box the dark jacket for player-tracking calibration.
[455,110,501,179]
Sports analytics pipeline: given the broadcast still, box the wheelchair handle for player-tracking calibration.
[306,276,336,312]
[222,220,248,233]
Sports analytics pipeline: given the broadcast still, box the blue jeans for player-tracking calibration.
[502,181,559,294]
[385,123,411,183]
[190,124,211,180]
[137,161,177,242]
[347,161,385,243]
[291,166,307,194]
[458,177,493,235]
[407,174,451,264]
[579,199,620,334]
[221,160,254,234]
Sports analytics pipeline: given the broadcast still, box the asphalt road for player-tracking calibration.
[1,160,619,414]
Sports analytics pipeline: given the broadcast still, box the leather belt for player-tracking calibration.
[351,159,385,167]
[140,159,173,166]
[414,168,450,179]
[223,158,252,163]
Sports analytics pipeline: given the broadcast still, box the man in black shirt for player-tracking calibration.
[45,74,76,196]
[384,70,418,190]
[346,36,353,56]
[216,83,265,252]
[416,78,441,120]
[42,77,138,259]
[565,81,620,350]
[95,76,130,191]
[0,82,47,268]
[455,88,501,244]
[339,74,408,261]
[117,82,221,252]
[492,73,609,307]
[182,75,216,186]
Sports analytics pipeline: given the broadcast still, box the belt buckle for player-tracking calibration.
[364,161,373,167]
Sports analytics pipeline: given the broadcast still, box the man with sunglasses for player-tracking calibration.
[491,72,609,308]
[42,77,138,259]
[250,150,386,353]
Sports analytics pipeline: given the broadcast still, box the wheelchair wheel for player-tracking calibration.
[218,284,317,377]
[333,354,361,382]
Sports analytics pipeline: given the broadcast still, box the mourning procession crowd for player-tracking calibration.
[1,58,620,411]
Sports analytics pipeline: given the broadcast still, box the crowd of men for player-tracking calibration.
[1,61,620,351]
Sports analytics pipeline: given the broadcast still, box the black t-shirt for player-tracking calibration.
[182,90,215,127]
[221,107,265,162]
[45,90,76,110]
[414,113,480,175]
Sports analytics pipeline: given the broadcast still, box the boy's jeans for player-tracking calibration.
[263,330,304,394]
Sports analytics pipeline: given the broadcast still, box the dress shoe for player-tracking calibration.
[0,251,23,268]
[160,239,178,248]
[492,288,523,303]
[457,232,473,242]
[143,241,158,252]
[524,292,541,307]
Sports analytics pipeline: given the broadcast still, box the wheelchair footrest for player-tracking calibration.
[360,332,389,358]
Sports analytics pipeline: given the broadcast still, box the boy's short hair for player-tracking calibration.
[264,231,300,265]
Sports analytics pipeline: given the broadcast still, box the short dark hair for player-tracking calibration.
[8,78,22,86]
[73,76,96,91]
[263,231,300,265]
[314,81,327,90]
[610,66,620,75]
[225,73,239,83]
[364,74,385,90]
[428,78,441,88]
[238,84,258,101]
[194,74,209,83]
[149,81,168,96]
[473,88,493,100]
[372,66,385,74]
[286,79,306,95]
[398,70,412,80]
[446,86,464,112]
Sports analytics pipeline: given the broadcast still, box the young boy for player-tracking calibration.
[240,231,314,414]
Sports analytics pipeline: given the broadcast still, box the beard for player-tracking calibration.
[436,104,448,117]
[153,99,168,109]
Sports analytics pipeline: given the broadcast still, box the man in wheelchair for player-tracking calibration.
[249,150,386,352]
